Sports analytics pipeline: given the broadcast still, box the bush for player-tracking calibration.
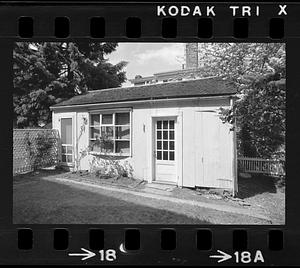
[33,131,56,169]
[90,156,133,179]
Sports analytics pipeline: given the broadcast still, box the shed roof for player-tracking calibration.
[52,76,236,108]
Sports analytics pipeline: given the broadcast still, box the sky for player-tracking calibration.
[107,43,185,87]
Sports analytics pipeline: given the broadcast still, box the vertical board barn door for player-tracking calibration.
[196,111,233,189]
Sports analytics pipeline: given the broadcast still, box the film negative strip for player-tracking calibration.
[1,0,299,266]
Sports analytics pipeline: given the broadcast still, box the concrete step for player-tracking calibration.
[142,187,173,196]
[144,183,176,192]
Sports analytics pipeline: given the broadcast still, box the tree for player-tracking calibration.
[13,42,127,128]
[196,43,286,158]
[233,73,285,158]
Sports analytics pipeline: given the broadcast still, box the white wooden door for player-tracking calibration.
[154,118,177,184]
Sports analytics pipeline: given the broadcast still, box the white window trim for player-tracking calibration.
[89,110,132,157]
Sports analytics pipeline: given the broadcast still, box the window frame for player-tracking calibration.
[89,110,132,157]
[155,119,175,162]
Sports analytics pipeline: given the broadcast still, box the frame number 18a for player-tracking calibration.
[234,250,264,264]
[210,250,264,264]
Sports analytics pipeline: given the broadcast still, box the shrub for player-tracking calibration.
[34,131,56,169]
[83,134,134,179]
[89,156,133,179]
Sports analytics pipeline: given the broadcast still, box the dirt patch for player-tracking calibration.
[14,168,147,190]
[171,174,285,224]
[236,174,285,224]
[237,174,285,199]
[62,171,147,190]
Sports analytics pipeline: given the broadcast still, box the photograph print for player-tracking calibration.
[13,42,285,224]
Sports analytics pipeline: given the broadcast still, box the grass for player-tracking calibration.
[13,170,272,224]
[13,173,208,224]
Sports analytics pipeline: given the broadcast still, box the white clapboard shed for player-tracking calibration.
[51,77,237,192]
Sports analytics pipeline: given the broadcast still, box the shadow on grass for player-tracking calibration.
[13,179,211,224]
[237,174,285,199]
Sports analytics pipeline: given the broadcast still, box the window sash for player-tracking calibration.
[61,144,73,163]
[155,120,175,161]
[89,112,131,155]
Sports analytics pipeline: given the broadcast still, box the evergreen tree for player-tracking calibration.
[13,42,127,128]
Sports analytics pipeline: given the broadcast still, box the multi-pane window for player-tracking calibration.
[89,112,130,155]
[156,120,175,161]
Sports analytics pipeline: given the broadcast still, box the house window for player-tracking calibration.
[156,120,175,161]
[89,112,131,155]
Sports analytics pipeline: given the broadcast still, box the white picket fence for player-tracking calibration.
[238,157,285,177]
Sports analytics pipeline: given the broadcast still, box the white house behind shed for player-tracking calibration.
[51,76,237,192]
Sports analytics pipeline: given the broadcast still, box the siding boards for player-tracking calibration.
[194,110,234,189]
[182,108,196,187]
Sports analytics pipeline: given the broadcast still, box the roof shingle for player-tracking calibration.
[52,77,236,108]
